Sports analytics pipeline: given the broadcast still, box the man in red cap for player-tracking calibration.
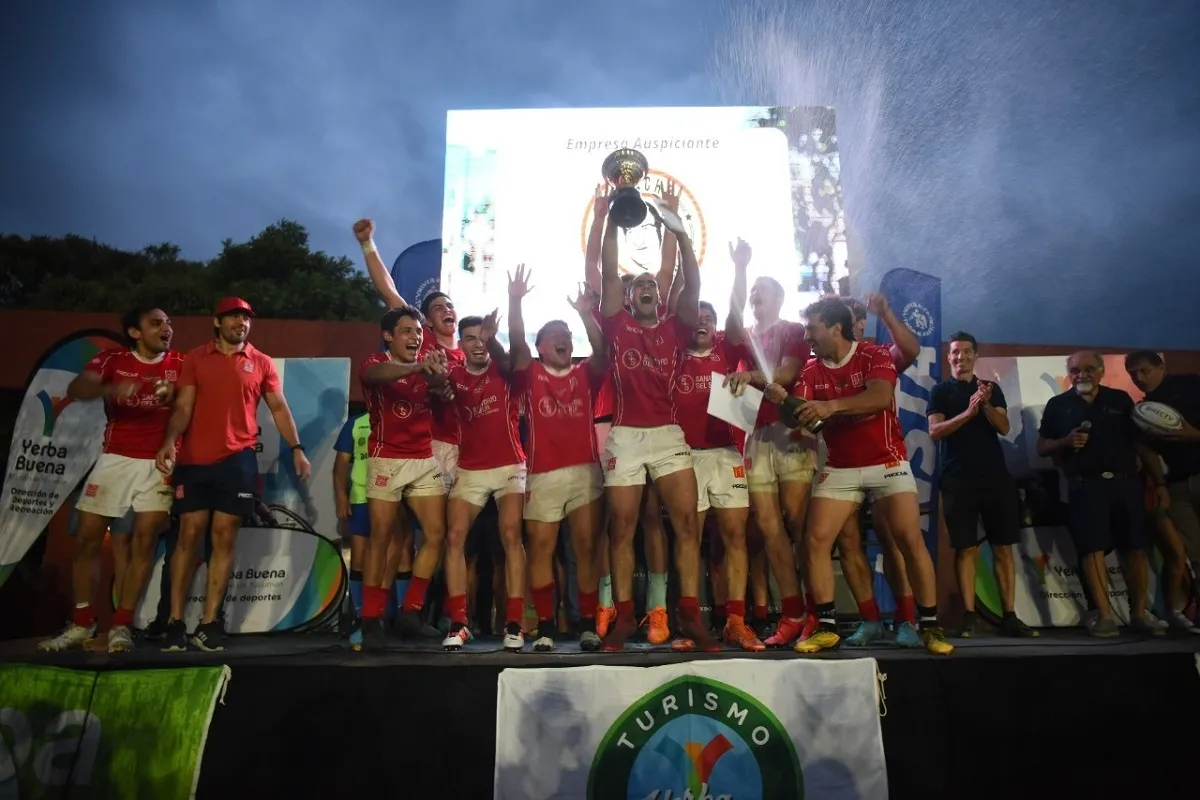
[154,297,311,651]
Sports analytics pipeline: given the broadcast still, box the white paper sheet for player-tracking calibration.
[706,371,763,433]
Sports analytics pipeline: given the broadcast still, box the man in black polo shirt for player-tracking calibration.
[1037,351,1167,637]
[1125,350,1200,628]
[929,332,1036,637]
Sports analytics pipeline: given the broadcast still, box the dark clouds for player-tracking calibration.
[1,0,1198,347]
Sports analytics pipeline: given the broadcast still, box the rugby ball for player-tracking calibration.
[1132,401,1185,436]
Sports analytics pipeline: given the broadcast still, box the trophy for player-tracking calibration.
[601,148,649,229]
[778,396,826,433]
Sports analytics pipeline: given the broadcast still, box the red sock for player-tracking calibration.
[445,594,468,625]
[72,605,95,628]
[804,592,814,612]
[401,575,430,612]
[781,594,806,619]
[858,597,881,622]
[616,599,635,620]
[112,607,134,627]
[532,583,556,621]
[679,596,700,616]
[727,599,746,618]
[754,604,768,620]
[578,589,598,618]
[896,594,917,625]
[505,596,525,625]
[363,586,387,620]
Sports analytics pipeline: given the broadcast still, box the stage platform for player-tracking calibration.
[4,631,1199,799]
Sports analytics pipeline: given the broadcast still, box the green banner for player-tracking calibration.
[0,662,229,799]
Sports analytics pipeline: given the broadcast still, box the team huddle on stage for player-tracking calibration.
[38,191,971,657]
[346,191,956,657]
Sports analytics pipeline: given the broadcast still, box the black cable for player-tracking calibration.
[57,670,101,800]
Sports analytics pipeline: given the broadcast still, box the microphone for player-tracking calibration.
[1075,420,1091,450]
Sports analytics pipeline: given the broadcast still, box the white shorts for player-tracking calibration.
[525,463,604,523]
[744,423,817,492]
[594,422,612,459]
[366,457,445,501]
[75,453,173,518]
[450,463,528,507]
[812,460,918,505]
[693,447,749,513]
[432,440,459,492]
[603,424,693,488]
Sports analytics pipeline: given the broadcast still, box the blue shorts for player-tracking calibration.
[348,502,370,537]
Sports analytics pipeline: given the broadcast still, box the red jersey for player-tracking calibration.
[675,336,748,450]
[591,301,667,421]
[599,309,691,428]
[448,361,524,471]
[178,342,280,466]
[419,335,465,445]
[795,342,906,469]
[517,361,601,474]
[740,320,809,428]
[82,348,185,460]
[359,352,436,459]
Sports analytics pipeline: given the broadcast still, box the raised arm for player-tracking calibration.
[480,308,511,376]
[362,351,446,384]
[353,218,408,310]
[599,216,625,318]
[507,265,534,371]
[583,185,609,298]
[867,292,919,371]
[724,239,752,346]
[569,285,608,373]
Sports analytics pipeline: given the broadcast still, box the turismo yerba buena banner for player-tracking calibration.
[0,663,229,799]
[494,659,886,800]
[133,525,345,633]
[0,331,123,588]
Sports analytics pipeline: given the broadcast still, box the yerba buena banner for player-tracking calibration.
[0,331,123,589]
[494,658,886,800]
[132,525,345,633]
[0,662,229,799]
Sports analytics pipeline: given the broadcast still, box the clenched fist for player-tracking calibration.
[352,219,375,243]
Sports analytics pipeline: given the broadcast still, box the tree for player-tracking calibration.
[0,220,386,321]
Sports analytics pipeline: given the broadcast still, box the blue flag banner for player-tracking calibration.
[391,239,443,312]
[874,268,943,576]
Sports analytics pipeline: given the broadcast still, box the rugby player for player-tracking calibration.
[767,297,952,655]
[358,307,450,649]
[40,307,182,654]
[155,297,311,652]
[441,312,528,651]
[596,199,717,652]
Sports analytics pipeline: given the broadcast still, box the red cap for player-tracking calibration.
[214,297,254,317]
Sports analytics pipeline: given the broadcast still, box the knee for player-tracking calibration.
[956,545,979,563]
[445,527,468,551]
[499,526,524,552]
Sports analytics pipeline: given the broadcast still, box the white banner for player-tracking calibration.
[0,332,121,587]
[494,658,886,800]
[132,525,345,633]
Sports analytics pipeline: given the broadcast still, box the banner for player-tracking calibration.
[132,524,345,633]
[256,358,349,539]
[392,239,442,313]
[0,662,229,799]
[873,268,943,597]
[494,659,886,800]
[970,353,1163,625]
[0,331,124,589]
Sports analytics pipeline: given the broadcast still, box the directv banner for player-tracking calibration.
[874,268,943,562]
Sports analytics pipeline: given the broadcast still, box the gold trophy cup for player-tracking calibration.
[601,148,650,229]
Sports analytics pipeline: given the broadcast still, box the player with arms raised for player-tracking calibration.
[441,312,528,652]
[359,307,450,649]
[766,297,951,655]
[597,198,717,652]
[505,265,608,651]
[40,308,182,654]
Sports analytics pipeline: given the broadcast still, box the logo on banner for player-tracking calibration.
[587,676,803,800]
[900,302,934,337]
[581,171,708,274]
[35,390,75,437]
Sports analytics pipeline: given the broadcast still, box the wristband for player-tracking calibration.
[291,444,305,453]
[361,239,378,256]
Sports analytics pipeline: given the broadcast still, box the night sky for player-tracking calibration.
[2,0,1197,347]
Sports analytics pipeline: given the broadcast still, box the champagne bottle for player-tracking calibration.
[779,396,825,433]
